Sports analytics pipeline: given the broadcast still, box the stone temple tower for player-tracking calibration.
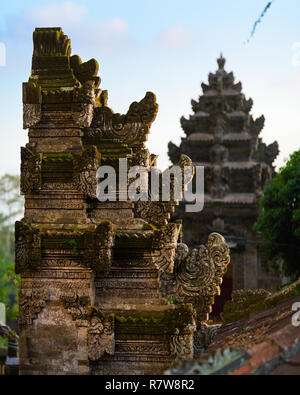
[168,55,281,312]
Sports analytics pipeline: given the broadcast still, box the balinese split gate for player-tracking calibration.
[16,28,230,375]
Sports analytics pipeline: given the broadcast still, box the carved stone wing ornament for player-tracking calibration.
[161,233,230,323]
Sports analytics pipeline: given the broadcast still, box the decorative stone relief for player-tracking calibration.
[152,223,180,274]
[134,201,172,227]
[19,289,48,326]
[70,55,100,88]
[83,222,115,273]
[15,221,41,274]
[84,92,158,145]
[73,145,101,198]
[170,328,195,361]
[20,147,42,194]
[88,308,115,361]
[60,291,90,327]
[160,233,230,322]
[22,82,42,129]
[72,81,96,127]
[60,292,115,360]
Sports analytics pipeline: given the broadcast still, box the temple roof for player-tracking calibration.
[167,280,300,375]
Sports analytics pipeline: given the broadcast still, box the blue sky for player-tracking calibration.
[1,0,300,174]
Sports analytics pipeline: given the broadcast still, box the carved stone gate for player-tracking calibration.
[16,28,230,375]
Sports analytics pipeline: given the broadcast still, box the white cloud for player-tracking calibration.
[23,3,132,56]
[29,1,87,26]
[81,18,131,53]
[158,25,193,49]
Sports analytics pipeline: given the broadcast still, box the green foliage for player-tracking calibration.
[254,151,300,280]
[0,337,8,348]
[167,298,180,305]
[68,239,79,256]
[0,174,23,322]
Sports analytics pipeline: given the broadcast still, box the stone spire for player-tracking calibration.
[169,54,279,202]
[168,55,280,303]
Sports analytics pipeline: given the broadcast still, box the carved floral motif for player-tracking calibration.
[170,329,194,361]
[23,104,42,129]
[60,291,90,326]
[19,289,48,326]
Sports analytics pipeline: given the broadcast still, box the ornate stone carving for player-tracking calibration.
[152,223,180,274]
[84,92,158,145]
[254,140,279,166]
[83,222,115,273]
[20,147,42,194]
[265,141,279,165]
[18,27,228,375]
[73,146,101,198]
[23,104,42,129]
[22,83,42,129]
[88,308,115,361]
[126,91,158,124]
[70,55,100,88]
[250,115,265,136]
[134,201,172,226]
[60,292,115,361]
[15,221,41,274]
[170,328,194,361]
[19,289,48,326]
[60,291,90,326]
[133,154,193,225]
[129,148,151,168]
[72,81,96,127]
[160,233,230,322]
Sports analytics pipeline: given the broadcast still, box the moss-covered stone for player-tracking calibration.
[42,153,74,163]
[115,304,195,335]
[222,279,300,323]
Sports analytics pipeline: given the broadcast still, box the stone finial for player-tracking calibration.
[217,53,226,70]
[33,27,71,57]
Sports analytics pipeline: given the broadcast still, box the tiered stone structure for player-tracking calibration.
[16,29,230,375]
[168,55,280,300]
